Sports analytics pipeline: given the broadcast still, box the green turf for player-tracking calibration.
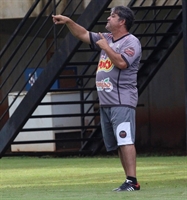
[0,156,186,200]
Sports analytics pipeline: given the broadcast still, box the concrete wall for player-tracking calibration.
[0,0,87,19]
[0,0,132,19]
[0,0,182,19]
[136,39,185,153]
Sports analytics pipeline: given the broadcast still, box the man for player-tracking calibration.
[52,6,142,192]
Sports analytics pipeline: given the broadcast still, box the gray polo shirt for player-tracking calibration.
[90,32,142,108]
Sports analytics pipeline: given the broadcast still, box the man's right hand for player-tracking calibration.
[52,15,70,25]
[51,14,90,44]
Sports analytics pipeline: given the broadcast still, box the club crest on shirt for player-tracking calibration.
[96,77,113,92]
[124,47,135,57]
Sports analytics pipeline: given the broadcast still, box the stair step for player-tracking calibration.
[131,5,182,10]
[135,32,179,37]
[134,19,181,24]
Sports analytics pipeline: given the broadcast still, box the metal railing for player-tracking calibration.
[0,0,183,156]
[129,0,183,95]
[0,0,103,155]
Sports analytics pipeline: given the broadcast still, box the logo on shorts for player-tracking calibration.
[119,130,127,138]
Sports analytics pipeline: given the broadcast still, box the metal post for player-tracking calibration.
[53,0,57,50]
[182,0,187,155]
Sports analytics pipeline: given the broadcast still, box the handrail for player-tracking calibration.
[0,0,98,124]
[0,0,183,156]
[0,0,42,60]
[0,1,58,122]
[0,0,112,157]
[0,0,53,77]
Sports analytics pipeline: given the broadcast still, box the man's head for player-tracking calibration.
[110,6,135,31]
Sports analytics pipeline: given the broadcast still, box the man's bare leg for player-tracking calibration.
[113,144,140,191]
[118,144,136,178]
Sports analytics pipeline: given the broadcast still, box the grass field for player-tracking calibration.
[0,156,187,200]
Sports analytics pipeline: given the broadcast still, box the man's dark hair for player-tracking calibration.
[111,6,135,31]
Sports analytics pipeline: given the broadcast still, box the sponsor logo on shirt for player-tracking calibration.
[96,77,113,92]
[97,57,114,73]
[124,47,135,57]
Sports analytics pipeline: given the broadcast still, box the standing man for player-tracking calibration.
[52,6,142,192]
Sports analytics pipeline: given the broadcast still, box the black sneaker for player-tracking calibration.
[113,180,140,192]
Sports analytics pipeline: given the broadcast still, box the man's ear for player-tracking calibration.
[120,19,126,26]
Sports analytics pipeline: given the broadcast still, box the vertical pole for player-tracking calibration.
[53,0,57,50]
[182,0,187,155]
[80,79,84,147]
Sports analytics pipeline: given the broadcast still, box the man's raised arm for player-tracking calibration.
[52,15,90,44]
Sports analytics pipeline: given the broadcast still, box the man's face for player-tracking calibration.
[105,12,123,32]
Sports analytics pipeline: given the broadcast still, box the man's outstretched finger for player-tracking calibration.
[98,32,105,39]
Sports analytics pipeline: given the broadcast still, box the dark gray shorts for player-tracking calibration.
[100,106,136,151]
